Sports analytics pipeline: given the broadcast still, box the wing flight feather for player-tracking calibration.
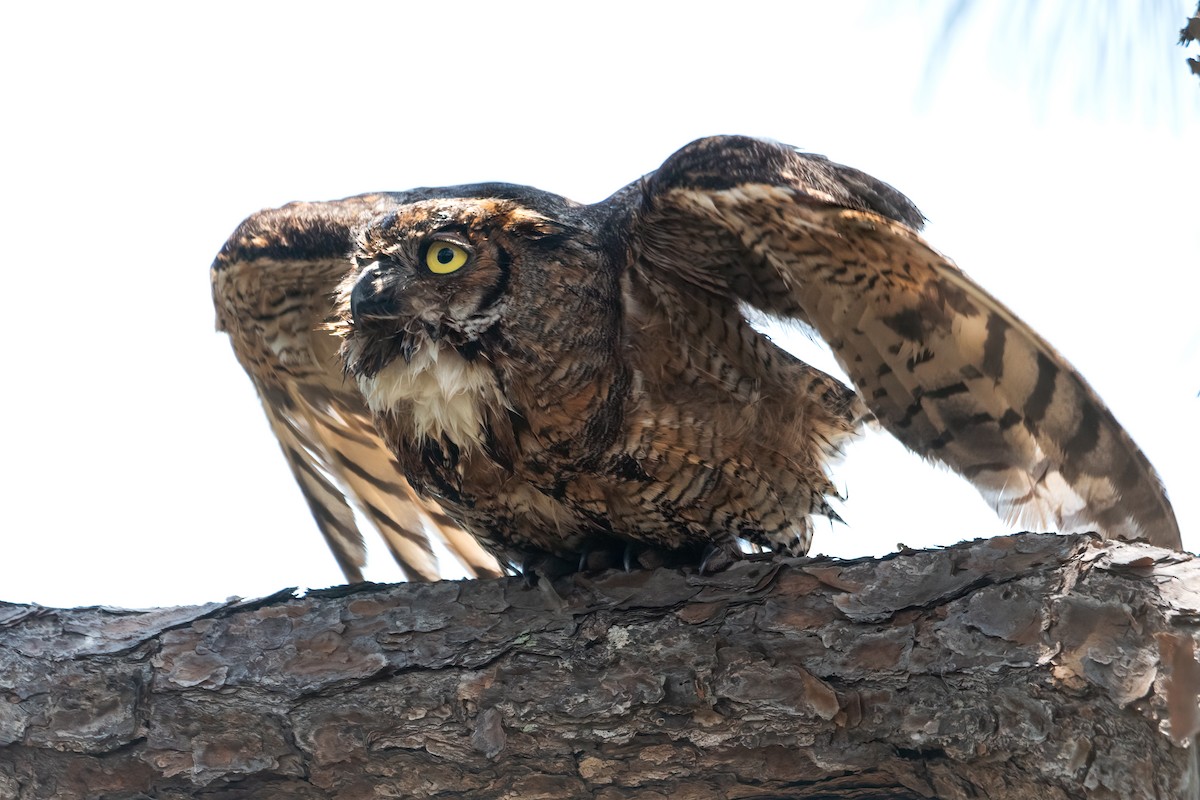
[631,136,1180,549]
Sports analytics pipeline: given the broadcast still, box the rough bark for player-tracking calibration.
[0,532,1197,799]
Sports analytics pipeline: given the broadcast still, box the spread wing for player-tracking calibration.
[211,196,502,581]
[621,135,1180,549]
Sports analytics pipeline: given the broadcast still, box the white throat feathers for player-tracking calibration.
[357,340,507,449]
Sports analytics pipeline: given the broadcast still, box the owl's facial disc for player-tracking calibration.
[339,197,573,379]
[341,237,508,379]
[347,231,504,333]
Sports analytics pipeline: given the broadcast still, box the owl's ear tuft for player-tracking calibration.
[506,208,571,240]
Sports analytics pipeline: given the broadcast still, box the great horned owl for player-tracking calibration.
[214,135,1180,577]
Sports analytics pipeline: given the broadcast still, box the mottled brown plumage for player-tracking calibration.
[212,197,502,582]
[216,136,1181,576]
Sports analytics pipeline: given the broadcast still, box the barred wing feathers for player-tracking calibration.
[630,136,1180,549]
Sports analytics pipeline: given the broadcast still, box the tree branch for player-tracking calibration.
[1,532,1197,799]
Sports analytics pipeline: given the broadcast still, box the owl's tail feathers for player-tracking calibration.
[774,208,1182,550]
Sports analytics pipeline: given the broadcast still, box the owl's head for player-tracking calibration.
[333,189,583,380]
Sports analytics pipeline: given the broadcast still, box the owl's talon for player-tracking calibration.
[698,543,742,575]
[520,552,577,585]
[520,555,541,588]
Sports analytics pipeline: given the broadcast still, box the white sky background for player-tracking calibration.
[2,2,1197,608]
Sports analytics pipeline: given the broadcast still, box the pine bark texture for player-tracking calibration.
[1,532,1197,799]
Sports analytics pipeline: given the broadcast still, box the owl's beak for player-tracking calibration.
[349,263,398,327]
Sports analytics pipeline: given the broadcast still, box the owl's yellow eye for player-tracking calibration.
[425,241,471,274]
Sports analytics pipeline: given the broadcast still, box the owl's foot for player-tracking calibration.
[698,541,745,575]
[523,544,646,584]
[520,552,578,587]
[573,541,691,573]
[574,547,622,573]
[576,543,643,573]
[528,540,737,583]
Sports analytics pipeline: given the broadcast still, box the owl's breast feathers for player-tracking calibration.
[331,190,865,561]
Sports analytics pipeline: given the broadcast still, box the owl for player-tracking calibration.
[214,135,1181,578]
